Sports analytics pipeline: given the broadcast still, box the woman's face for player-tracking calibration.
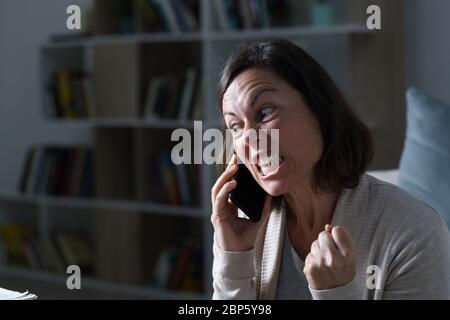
[222,67,324,196]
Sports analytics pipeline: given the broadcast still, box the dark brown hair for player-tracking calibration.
[218,39,373,192]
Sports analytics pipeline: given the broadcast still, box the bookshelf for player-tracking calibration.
[0,0,403,299]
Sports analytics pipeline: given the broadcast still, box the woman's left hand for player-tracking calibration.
[303,224,356,290]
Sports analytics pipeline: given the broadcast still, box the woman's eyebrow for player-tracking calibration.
[223,88,277,117]
[249,88,277,108]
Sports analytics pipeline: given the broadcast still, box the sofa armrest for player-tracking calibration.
[367,169,399,185]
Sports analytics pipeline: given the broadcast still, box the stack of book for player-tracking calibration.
[46,70,95,119]
[141,68,202,120]
[19,146,94,198]
[213,0,289,30]
[147,150,199,206]
[150,238,203,293]
[137,0,200,32]
[0,222,94,275]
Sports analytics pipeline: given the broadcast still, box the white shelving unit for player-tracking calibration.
[0,0,384,299]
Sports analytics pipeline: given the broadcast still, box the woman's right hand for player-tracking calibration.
[211,154,272,252]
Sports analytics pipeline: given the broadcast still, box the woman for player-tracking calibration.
[210,39,450,300]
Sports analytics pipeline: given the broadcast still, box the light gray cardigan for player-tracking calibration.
[212,174,450,299]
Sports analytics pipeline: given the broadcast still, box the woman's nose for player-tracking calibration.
[240,125,262,161]
[241,126,259,146]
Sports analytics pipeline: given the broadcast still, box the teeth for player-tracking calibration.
[258,154,283,175]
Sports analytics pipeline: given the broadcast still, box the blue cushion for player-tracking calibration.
[398,87,450,229]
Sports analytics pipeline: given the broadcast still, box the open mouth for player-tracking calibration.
[257,153,285,177]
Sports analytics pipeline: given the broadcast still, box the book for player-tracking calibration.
[137,0,158,31]
[40,152,54,195]
[37,234,66,273]
[70,74,88,117]
[18,148,35,193]
[32,149,49,194]
[24,147,42,194]
[175,163,191,206]
[79,149,94,197]
[19,146,94,198]
[0,223,32,267]
[170,0,191,32]
[163,76,183,118]
[178,68,197,119]
[147,153,165,203]
[151,246,178,288]
[223,0,242,30]
[55,71,75,118]
[148,0,170,31]
[189,73,203,120]
[82,77,96,118]
[150,239,202,293]
[61,149,77,195]
[0,221,94,276]
[140,0,199,32]
[213,0,287,30]
[180,241,203,292]
[159,151,180,205]
[239,0,253,29]
[23,236,42,270]
[153,0,180,32]
[213,0,229,30]
[266,0,289,27]
[47,71,94,119]
[142,69,200,120]
[54,232,93,273]
[70,148,87,197]
[143,78,162,118]
[181,0,200,31]
[153,77,170,118]
[257,0,271,28]
[168,239,195,290]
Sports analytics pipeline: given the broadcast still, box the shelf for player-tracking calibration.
[42,24,372,49]
[208,24,372,41]
[43,32,203,49]
[94,118,198,129]
[0,193,205,219]
[45,116,371,132]
[43,118,224,129]
[0,266,206,300]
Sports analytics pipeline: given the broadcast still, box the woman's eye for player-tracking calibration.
[260,107,275,120]
[230,123,242,133]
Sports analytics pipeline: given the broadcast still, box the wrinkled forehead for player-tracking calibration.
[222,69,279,111]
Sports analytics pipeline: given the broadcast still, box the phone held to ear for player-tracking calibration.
[229,163,267,223]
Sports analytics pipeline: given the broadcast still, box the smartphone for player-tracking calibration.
[229,163,267,222]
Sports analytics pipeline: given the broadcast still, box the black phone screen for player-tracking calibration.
[229,163,267,222]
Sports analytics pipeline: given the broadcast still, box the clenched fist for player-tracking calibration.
[304,224,356,290]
